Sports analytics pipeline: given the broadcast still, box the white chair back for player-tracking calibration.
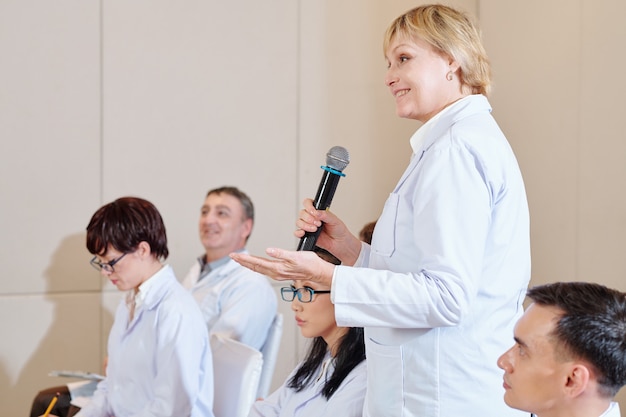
[211,333,263,417]
[256,313,283,399]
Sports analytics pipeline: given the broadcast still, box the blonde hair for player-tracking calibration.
[383,4,492,96]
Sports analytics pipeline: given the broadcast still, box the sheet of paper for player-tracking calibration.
[49,370,105,381]
[67,379,99,408]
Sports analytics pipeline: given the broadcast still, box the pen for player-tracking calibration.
[42,392,59,417]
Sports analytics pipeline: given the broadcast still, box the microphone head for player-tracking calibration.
[326,146,350,171]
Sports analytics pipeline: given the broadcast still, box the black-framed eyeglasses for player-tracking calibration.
[90,253,128,273]
[280,286,331,303]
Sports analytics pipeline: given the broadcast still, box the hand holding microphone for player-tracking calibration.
[230,145,351,287]
[297,146,350,251]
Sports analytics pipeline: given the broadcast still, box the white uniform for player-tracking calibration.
[601,402,621,417]
[332,95,530,417]
[181,252,277,351]
[76,265,214,417]
[248,357,366,417]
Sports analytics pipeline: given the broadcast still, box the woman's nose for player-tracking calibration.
[291,298,302,311]
[385,68,398,87]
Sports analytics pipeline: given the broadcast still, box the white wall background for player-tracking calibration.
[1,0,625,415]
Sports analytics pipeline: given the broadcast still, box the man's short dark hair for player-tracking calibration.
[207,186,254,222]
[527,282,626,397]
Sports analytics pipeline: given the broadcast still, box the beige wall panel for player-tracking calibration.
[578,0,626,289]
[0,294,105,416]
[100,0,298,278]
[0,1,101,415]
[481,0,581,285]
[0,0,101,295]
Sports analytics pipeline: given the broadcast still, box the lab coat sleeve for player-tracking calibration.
[333,140,493,328]
[352,242,371,268]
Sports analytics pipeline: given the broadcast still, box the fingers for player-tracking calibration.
[232,249,334,287]
[296,200,324,237]
[230,251,291,281]
[265,247,285,259]
[294,227,305,238]
[302,198,315,211]
[299,207,322,224]
[230,252,263,270]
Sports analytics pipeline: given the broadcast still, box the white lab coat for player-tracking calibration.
[182,253,277,351]
[248,357,366,417]
[77,265,214,417]
[601,402,621,417]
[332,95,530,417]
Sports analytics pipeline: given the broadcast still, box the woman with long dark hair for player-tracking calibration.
[248,249,366,417]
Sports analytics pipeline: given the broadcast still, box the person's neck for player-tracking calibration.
[135,260,164,292]
[146,259,164,277]
[419,93,469,124]
[205,247,244,263]
[325,327,349,357]
[535,398,612,417]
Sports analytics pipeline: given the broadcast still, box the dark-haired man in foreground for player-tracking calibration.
[498,281,626,417]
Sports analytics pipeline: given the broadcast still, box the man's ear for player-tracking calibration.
[241,218,253,241]
[564,363,591,398]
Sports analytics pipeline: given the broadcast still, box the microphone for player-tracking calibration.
[297,146,350,251]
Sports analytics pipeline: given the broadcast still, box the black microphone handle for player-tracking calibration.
[297,168,341,251]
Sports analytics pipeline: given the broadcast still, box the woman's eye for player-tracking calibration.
[399,55,409,63]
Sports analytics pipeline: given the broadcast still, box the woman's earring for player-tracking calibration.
[446,71,454,81]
